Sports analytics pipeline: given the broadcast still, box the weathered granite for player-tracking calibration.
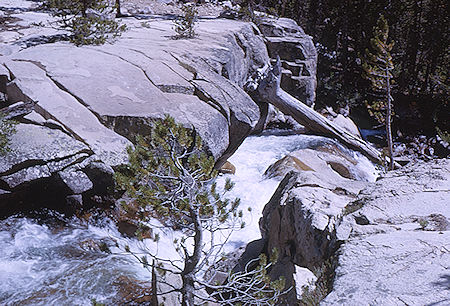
[322,159,450,305]
[0,123,113,215]
[259,170,367,271]
[264,143,375,182]
[3,17,268,163]
[259,17,317,107]
[259,157,449,305]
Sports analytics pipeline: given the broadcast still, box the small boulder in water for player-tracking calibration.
[264,155,313,179]
[219,160,236,175]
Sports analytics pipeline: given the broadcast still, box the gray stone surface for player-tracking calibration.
[0,123,90,176]
[0,123,93,213]
[322,158,450,305]
[0,122,117,215]
[3,17,269,163]
[58,170,93,194]
[330,114,361,138]
[258,142,380,302]
[260,158,449,305]
[264,143,375,183]
[260,170,367,272]
[260,18,317,107]
[323,231,450,306]
[5,60,132,167]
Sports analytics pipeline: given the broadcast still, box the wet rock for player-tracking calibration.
[264,155,313,179]
[219,161,236,175]
[113,275,153,304]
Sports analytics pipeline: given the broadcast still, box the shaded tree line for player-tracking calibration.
[258,0,448,135]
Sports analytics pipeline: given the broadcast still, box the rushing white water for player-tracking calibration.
[218,132,378,251]
[0,214,143,305]
[0,133,378,305]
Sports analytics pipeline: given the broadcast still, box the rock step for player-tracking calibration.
[4,59,132,167]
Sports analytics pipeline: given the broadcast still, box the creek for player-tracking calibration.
[0,132,377,305]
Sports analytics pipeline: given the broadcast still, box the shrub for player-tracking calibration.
[0,114,16,155]
[173,3,198,38]
[41,0,126,45]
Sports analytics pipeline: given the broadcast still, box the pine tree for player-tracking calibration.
[362,15,395,170]
[0,114,16,155]
[115,115,287,305]
[173,3,198,39]
[41,0,126,45]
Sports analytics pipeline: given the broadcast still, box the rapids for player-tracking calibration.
[0,133,377,305]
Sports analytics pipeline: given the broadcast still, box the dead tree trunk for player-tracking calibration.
[250,58,384,165]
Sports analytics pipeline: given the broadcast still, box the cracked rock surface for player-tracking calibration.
[259,153,449,305]
[2,14,268,164]
[322,158,450,305]
[0,123,100,215]
[0,1,278,215]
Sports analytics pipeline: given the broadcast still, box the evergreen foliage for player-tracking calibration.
[259,0,448,135]
[115,115,239,230]
[173,3,198,39]
[41,0,126,45]
[115,115,287,305]
[0,115,16,155]
[362,15,395,170]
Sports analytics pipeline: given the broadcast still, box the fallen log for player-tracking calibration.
[249,57,384,165]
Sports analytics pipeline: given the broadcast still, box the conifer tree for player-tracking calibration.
[362,15,395,170]
[41,0,126,45]
[173,3,198,38]
[115,115,287,305]
[0,115,15,155]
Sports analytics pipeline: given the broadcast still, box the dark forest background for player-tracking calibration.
[251,0,448,140]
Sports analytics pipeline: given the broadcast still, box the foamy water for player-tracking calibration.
[0,133,378,305]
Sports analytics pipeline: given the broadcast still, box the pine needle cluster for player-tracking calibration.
[115,115,242,231]
[0,115,16,155]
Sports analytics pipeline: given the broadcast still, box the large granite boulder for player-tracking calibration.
[3,17,269,166]
[264,143,375,182]
[0,9,272,215]
[258,17,317,107]
[259,169,368,272]
[259,156,449,305]
[256,142,374,304]
[0,4,277,215]
[322,158,450,305]
[0,123,114,216]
